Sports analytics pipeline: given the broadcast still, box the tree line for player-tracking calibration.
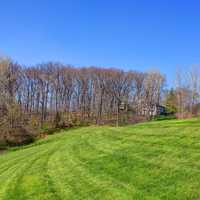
[1,57,200,147]
[0,57,166,146]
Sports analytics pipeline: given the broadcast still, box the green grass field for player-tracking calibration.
[1,119,200,200]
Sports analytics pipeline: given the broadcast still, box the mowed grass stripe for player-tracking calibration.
[1,141,63,200]
[47,135,135,199]
[0,119,200,199]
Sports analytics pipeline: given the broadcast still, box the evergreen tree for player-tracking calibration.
[165,89,177,114]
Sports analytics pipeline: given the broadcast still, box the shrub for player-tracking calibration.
[0,126,37,146]
[0,139,7,150]
[152,115,176,121]
[0,102,38,147]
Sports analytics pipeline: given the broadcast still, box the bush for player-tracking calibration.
[0,101,38,147]
[152,115,176,121]
[1,126,37,146]
[0,139,7,150]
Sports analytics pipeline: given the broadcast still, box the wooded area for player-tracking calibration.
[1,57,200,146]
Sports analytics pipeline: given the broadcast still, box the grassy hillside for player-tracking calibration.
[0,119,200,200]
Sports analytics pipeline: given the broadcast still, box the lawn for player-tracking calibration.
[0,118,200,200]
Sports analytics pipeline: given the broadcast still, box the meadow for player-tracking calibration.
[0,118,200,200]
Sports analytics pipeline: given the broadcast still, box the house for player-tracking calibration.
[119,101,166,117]
[142,104,166,116]
[119,102,127,110]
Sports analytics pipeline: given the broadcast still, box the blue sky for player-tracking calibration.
[1,0,200,87]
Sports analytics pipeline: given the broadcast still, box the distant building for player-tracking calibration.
[119,102,127,111]
[119,101,166,117]
[142,104,166,116]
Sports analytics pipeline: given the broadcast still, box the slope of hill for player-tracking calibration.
[0,119,200,200]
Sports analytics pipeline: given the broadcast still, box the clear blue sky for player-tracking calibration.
[1,0,200,86]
